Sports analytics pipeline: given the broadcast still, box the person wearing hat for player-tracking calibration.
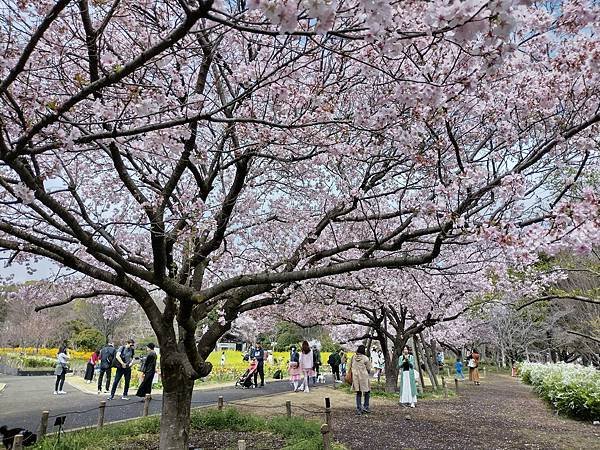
[136,343,157,398]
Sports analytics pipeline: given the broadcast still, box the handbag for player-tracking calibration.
[344,356,353,384]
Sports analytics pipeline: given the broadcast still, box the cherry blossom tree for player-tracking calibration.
[1,0,599,447]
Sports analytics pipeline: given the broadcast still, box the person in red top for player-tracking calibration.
[84,350,100,384]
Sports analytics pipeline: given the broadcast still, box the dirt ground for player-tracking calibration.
[124,375,600,449]
[330,374,600,450]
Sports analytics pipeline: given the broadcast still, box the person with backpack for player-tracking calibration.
[109,339,135,400]
[328,350,341,381]
[135,343,157,398]
[97,343,116,394]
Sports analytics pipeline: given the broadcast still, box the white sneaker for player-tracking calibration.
[410,403,415,408]
[58,391,67,395]
[53,391,58,395]
[304,387,310,393]
[121,396,129,400]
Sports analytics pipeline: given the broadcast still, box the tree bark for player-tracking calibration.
[159,357,195,450]
[412,336,425,393]
[383,344,402,392]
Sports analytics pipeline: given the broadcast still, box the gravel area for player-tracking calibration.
[333,374,600,450]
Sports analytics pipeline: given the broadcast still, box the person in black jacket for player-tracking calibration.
[136,343,157,398]
[97,343,116,394]
[252,342,265,387]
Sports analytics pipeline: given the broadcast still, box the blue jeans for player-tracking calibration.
[110,366,131,397]
[355,391,370,411]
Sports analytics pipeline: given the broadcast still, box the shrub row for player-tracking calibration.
[519,362,600,421]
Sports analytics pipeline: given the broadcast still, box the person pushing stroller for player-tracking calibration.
[236,358,258,389]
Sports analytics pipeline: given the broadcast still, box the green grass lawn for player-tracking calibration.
[32,407,344,450]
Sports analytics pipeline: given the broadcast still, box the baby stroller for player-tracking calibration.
[235,359,258,389]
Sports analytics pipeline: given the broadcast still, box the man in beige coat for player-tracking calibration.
[351,344,373,415]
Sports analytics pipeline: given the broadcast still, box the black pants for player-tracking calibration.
[136,371,155,397]
[331,364,340,381]
[110,366,131,398]
[253,362,264,386]
[97,367,112,391]
[55,368,66,391]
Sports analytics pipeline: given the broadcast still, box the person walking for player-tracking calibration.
[454,357,465,381]
[351,344,372,414]
[469,349,481,385]
[252,342,265,387]
[371,347,384,383]
[398,345,417,408]
[135,343,157,398]
[288,345,302,392]
[97,342,116,394]
[53,345,70,395]
[298,340,314,393]
[109,339,135,400]
[312,344,322,384]
[84,350,100,384]
[328,350,341,381]
[340,350,347,377]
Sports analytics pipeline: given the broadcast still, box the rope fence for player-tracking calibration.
[11,392,339,450]
[11,371,472,450]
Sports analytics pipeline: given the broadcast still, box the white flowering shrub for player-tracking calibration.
[520,362,600,421]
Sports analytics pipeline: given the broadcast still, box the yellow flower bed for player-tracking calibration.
[0,347,337,379]
[0,347,90,361]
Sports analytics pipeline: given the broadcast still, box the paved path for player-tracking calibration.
[0,374,296,433]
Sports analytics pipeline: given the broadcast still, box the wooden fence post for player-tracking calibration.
[40,411,49,438]
[442,376,448,398]
[320,424,332,450]
[97,400,106,428]
[285,400,292,419]
[143,394,151,416]
[218,396,224,410]
[324,397,332,437]
[13,434,23,450]
[454,378,459,394]
[238,439,247,450]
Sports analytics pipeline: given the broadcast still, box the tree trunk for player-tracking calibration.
[383,345,402,392]
[412,336,425,393]
[159,355,195,450]
[418,334,438,390]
